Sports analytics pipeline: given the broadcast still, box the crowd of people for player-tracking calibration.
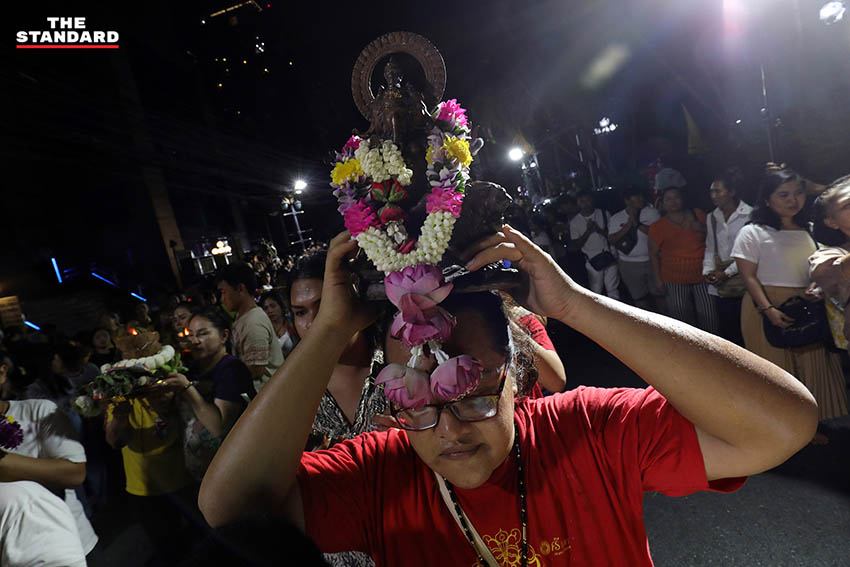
[0,164,848,565]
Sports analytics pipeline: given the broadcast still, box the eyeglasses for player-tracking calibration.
[389,364,508,431]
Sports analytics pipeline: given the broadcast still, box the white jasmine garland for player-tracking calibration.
[356,212,456,274]
[385,221,408,244]
[355,139,413,187]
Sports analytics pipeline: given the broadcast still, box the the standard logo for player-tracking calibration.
[16,17,119,49]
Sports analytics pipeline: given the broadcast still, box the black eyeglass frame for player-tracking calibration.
[389,364,508,431]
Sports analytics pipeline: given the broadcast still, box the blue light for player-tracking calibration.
[51,258,62,283]
[24,321,41,331]
[91,272,118,287]
[130,292,147,302]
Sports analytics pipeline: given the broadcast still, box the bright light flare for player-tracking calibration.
[820,1,846,24]
[508,147,524,161]
[294,179,307,191]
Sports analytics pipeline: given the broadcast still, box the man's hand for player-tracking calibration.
[314,232,377,336]
[463,225,578,322]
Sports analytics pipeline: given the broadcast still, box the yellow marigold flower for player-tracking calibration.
[442,136,472,167]
[425,145,435,165]
[331,158,364,186]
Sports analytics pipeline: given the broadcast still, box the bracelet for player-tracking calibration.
[183,381,195,391]
[758,304,775,313]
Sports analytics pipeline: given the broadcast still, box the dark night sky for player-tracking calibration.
[5,0,850,300]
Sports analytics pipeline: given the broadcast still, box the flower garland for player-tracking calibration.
[329,99,473,275]
[330,99,477,407]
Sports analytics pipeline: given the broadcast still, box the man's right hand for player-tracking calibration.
[314,231,377,336]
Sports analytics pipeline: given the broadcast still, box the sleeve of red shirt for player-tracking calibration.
[297,436,374,553]
[517,313,555,351]
[574,386,746,496]
[297,429,410,554]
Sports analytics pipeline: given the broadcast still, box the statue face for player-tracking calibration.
[383,58,403,85]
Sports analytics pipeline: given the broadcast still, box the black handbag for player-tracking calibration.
[588,250,617,270]
[762,295,832,348]
[587,211,618,270]
[614,226,639,255]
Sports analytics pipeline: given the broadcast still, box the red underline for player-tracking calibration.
[16,44,120,49]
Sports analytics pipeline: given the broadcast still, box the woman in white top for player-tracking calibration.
[703,168,753,345]
[732,167,847,442]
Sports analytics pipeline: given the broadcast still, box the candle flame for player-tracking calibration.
[129,328,139,336]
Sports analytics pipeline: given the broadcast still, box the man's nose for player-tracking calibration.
[434,407,467,440]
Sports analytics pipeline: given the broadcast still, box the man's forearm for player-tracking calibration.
[0,453,86,490]
[532,344,566,393]
[557,288,817,473]
[200,319,352,528]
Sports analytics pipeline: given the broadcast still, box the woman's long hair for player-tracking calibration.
[748,167,811,231]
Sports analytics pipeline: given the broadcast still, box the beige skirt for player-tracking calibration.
[741,286,848,421]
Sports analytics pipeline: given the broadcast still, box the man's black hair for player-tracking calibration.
[215,263,258,295]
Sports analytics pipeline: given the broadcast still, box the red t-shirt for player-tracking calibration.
[518,313,555,351]
[297,387,745,566]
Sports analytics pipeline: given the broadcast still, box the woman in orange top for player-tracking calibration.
[649,186,719,333]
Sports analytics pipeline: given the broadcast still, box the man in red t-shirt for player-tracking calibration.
[200,228,818,566]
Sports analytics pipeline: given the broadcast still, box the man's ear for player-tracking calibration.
[0,363,8,386]
[824,217,840,230]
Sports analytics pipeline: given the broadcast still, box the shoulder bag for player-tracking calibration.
[613,211,639,255]
[587,211,617,270]
[710,215,746,298]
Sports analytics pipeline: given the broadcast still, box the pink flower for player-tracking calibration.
[385,264,453,307]
[385,265,456,347]
[376,363,433,409]
[397,238,417,254]
[343,199,379,237]
[342,135,361,153]
[390,298,455,346]
[378,204,406,225]
[430,355,483,401]
[426,187,464,218]
[436,99,469,128]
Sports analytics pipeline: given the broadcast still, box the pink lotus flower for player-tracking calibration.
[385,265,456,347]
[430,355,483,401]
[390,297,456,347]
[375,363,433,409]
[343,199,380,237]
[425,187,464,218]
[385,264,453,307]
[397,238,417,254]
[436,99,469,128]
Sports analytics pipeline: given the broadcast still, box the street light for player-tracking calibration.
[820,1,846,24]
[294,179,307,195]
[508,147,524,161]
